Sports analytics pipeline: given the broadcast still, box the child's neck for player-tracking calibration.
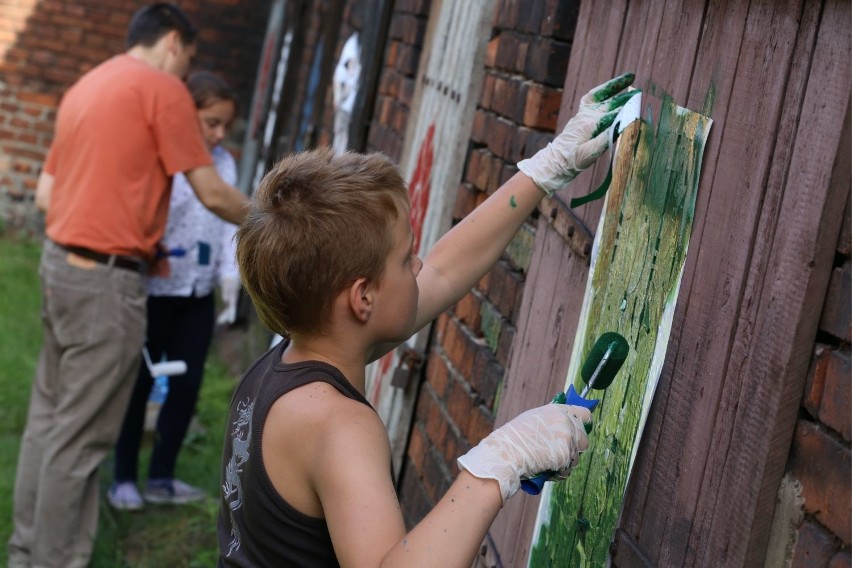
[282,336,368,395]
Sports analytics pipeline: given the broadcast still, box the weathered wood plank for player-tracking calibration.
[677,0,822,561]
[663,1,815,565]
[615,0,751,563]
[491,218,589,566]
[695,1,851,563]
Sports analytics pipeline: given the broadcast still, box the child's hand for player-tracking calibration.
[518,72,638,196]
[457,403,592,502]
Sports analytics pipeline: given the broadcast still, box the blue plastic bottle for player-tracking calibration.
[150,374,169,404]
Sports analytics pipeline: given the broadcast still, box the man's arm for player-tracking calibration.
[184,164,250,225]
[35,171,54,213]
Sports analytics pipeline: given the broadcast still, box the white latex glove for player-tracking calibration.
[457,403,592,503]
[217,276,240,325]
[517,72,638,196]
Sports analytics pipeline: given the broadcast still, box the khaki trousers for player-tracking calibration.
[8,240,146,568]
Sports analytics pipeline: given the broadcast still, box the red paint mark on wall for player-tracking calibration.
[408,123,435,254]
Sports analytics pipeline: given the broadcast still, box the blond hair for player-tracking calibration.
[237,148,408,337]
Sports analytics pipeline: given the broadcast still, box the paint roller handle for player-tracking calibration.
[519,386,598,495]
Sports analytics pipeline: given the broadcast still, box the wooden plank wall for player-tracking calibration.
[490,0,851,566]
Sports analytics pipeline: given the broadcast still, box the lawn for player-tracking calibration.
[0,236,241,567]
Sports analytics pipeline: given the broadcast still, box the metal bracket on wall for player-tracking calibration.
[539,194,594,264]
[390,347,424,389]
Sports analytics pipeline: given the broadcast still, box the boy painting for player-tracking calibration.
[218,73,637,567]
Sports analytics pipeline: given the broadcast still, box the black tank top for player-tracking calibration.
[217,341,374,567]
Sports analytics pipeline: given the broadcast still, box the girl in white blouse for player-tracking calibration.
[109,71,241,509]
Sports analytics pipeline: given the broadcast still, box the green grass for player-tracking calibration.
[0,237,240,567]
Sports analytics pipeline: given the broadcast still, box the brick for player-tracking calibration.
[820,260,851,342]
[803,344,830,417]
[420,388,448,447]
[791,520,838,568]
[788,420,851,544]
[470,109,488,144]
[398,76,416,106]
[391,100,407,132]
[523,82,562,130]
[395,43,421,76]
[505,222,536,272]
[497,321,516,367]
[421,445,451,502]
[488,260,523,319]
[465,148,487,190]
[494,31,529,74]
[493,0,520,29]
[470,348,503,409]
[467,404,494,445]
[818,348,850,441]
[426,351,450,399]
[16,91,58,107]
[441,318,469,378]
[452,180,475,221]
[525,37,571,88]
[438,423,461,469]
[406,422,427,477]
[485,116,516,163]
[446,379,474,440]
[396,0,431,16]
[453,291,483,333]
[541,0,581,41]
[385,41,399,68]
[500,162,519,187]
[479,300,503,353]
[491,75,527,123]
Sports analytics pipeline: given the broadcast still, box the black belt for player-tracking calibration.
[59,243,147,273]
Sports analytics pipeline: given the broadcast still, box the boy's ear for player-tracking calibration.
[348,277,373,322]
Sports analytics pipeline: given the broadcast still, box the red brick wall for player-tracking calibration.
[0,0,267,235]
[789,195,851,566]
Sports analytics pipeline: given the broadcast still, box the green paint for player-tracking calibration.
[510,195,518,208]
[529,94,712,567]
[506,224,535,273]
[479,301,503,353]
[591,73,636,103]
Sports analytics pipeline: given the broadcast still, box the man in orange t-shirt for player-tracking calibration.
[8,4,249,567]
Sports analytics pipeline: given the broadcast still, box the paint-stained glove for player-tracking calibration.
[518,72,638,196]
[457,403,591,503]
[216,276,240,326]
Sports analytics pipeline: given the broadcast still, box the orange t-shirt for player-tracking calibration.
[45,54,213,259]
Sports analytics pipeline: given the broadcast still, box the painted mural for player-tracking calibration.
[528,93,712,567]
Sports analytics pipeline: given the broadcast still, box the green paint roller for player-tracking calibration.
[520,332,629,495]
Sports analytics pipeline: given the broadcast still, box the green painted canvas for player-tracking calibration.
[528,93,712,567]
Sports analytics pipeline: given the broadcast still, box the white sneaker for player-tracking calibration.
[144,478,206,505]
[107,482,145,511]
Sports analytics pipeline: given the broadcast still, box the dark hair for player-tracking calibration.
[237,148,408,338]
[186,71,238,111]
[126,3,197,49]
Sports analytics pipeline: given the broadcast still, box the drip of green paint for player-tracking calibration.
[510,195,517,208]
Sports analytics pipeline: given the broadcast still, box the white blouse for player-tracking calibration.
[147,145,239,297]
